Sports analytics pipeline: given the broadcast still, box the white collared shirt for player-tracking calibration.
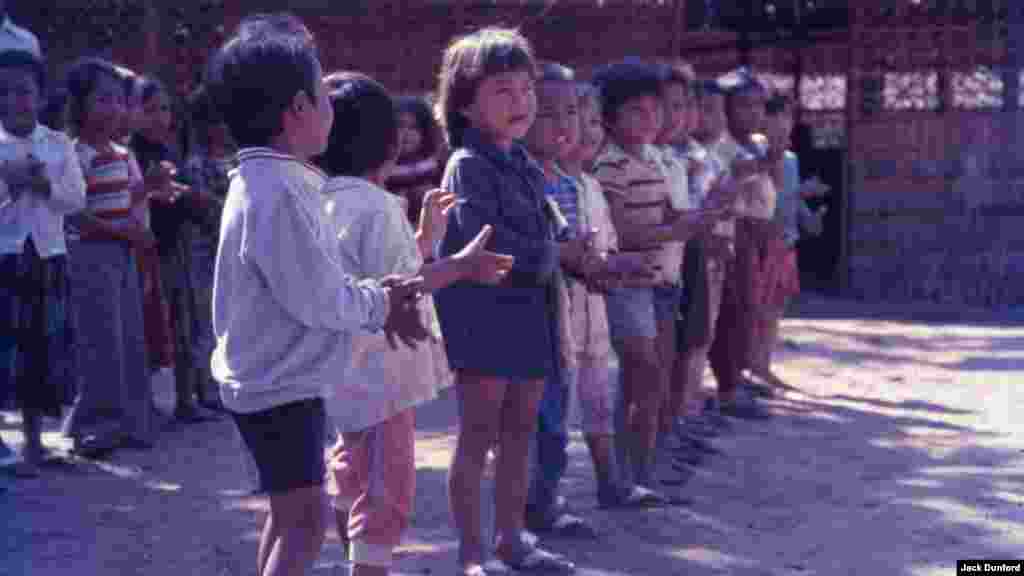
[0,17,41,58]
[0,123,86,257]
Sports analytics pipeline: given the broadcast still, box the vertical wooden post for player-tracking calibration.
[840,0,862,296]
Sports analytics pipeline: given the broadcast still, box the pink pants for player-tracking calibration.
[328,409,415,568]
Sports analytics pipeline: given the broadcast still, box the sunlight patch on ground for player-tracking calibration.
[143,480,182,492]
[666,546,756,571]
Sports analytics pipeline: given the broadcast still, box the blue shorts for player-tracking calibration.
[606,287,657,340]
[232,398,326,494]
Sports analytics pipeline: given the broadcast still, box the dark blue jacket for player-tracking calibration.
[435,128,562,380]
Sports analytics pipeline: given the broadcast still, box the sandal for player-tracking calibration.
[498,546,575,574]
[457,564,488,576]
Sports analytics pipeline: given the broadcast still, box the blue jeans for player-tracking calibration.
[527,371,570,521]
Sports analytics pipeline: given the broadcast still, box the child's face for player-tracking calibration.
[141,89,173,138]
[0,67,41,137]
[83,73,125,139]
[291,60,334,159]
[765,109,794,150]
[727,91,766,139]
[524,80,579,162]
[609,94,662,150]
[462,67,536,148]
[575,99,604,165]
[397,111,423,159]
[658,82,690,145]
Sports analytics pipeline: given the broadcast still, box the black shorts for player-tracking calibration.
[231,398,326,494]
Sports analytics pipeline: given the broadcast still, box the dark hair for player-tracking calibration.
[765,90,793,116]
[395,94,439,161]
[236,12,315,47]
[65,57,124,133]
[188,84,226,146]
[315,71,398,177]
[436,27,536,149]
[205,13,319,148]
[0,50,46,95]
[537,61,574,83]
[592,58,663,126]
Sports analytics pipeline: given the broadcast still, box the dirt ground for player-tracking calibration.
[2,295,1023,576]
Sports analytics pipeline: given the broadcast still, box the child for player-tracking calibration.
[434,27,589,576]
[60,57,177,456]
[650,61,700,472]
[708,67,777,418]
[182,84,236,412]
[130,75,217,423]
[752,91,827,391]
[203,15,428,576]
[387,95,442,225]
[558,81,667,510]
[591,59,720,500]
[0,49,85,475]
[519,60,592,540]
[316,70,512,576]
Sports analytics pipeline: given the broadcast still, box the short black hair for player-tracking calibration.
[65,57,123,133]
[0,49,46,94]
[436,27,536,149]
[188,84,226,146]
[315,71,398,177]
[592,58,663,126]
[204,13,319,148]
[395,94,439,161]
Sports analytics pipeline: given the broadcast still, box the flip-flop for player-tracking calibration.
[457,563,488,576]
[497,546,575,574]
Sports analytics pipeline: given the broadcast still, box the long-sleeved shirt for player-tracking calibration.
[322,175,445,432]
[0,123,85,257]
[211,148,391,414]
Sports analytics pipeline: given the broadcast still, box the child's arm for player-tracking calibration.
[445,155,561,284]
[245,184,395,333]
[33,135,86,215]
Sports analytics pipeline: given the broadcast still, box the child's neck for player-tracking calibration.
[267,132,308,160]
[559,158,584,179]
[538,156,561,182]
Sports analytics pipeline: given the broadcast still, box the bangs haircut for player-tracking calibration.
[592,58,663,126]
[64,57,123,133]
[314,71,398,178]
[205,14,319,149]
[435,26,536,149]
[395,94,440,160]
[0,49,47,95]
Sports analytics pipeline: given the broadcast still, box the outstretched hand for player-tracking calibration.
[453,225,514,285]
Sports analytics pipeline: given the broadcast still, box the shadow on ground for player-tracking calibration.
[2,296,1022,576]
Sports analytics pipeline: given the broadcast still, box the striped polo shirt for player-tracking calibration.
[74,140,144,234]
[592,141,680,285]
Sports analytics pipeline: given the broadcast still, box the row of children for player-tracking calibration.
[198,14,829,576]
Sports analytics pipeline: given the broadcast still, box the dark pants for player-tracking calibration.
[709,258,742,402]
[527,372,570,521]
